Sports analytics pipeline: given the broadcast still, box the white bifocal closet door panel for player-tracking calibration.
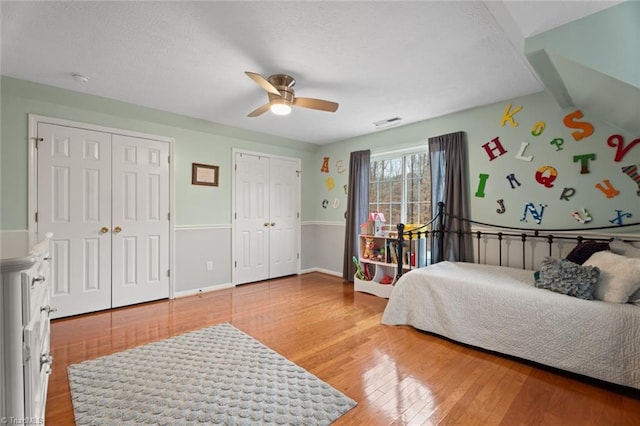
[234,153,270,284]
[269,158,299,278]
[37,123,112,317]
[111,135,169,307]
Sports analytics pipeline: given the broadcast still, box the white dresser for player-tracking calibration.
[1,231,54,422]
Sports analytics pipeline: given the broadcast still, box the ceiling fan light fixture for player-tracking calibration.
[270,102,292,115]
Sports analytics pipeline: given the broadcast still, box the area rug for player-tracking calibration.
[68,323,356,425]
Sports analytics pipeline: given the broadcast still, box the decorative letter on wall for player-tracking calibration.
[481,137,507,161]
[475,173,490,198]
[572,209,592,224]
[520,202,547,225]
[573,153,596,174]
[621,164,640,196]
[531,121,545,136]
[595,179,620,198]
[514,142,533,161]
[535,166,558,188]
[500,103,523,127]
[559,187,576,201]
[506,173,521,189]
[325,176,335,191]
[563,109,594,141]
[496,199,506,214]
[609,210,632,226]
[550,138,564,151]
[608,134,640,162]
[321,157,330,173]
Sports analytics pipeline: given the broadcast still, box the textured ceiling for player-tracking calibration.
[0,1,622,145]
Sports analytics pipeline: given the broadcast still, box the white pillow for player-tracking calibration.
[583,251,640,304]
[609,239,640,258]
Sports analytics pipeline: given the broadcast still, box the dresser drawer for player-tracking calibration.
[23,306,52,420]
[21,254,53,325]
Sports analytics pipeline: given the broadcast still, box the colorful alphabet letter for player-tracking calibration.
[563,110,594,141]
[321,157,330,173]
[475,173,489,198]
[531,121,545,137]
[521,202,546,225]
[500,103,523,127]
[550,138,564,151]
[535,166,558,188]
[325,176,335,191]
[609,210,632,226]
[607,134,640,162]
[515,142,533,161]
[481,137,507,161]
[506,174,521,189]
[496,199,506,214]
[595,179,620,198]
[572,209,592,224]
[573,153,596,174]
[621,164,640,196]
[559,187,576,201]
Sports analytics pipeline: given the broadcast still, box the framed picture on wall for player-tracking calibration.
[192,163,219,186]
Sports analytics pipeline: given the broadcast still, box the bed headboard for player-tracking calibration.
[394,202,639,279]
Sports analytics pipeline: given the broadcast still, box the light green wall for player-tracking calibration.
[526,1,639,88]
[0,76,319,230]
[314,91,640,230]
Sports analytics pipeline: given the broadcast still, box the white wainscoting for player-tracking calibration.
[174,225,232,296]
[301,221,345,277]
[175,222,346,296]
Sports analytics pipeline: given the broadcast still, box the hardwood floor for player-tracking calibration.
[46,272,640,425]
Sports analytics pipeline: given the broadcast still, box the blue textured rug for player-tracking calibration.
[68,323,356,425]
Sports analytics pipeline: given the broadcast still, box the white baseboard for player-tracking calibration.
[300,267,343,277]
[174,282,234,298]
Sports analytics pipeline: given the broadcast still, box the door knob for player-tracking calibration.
[100,226,109,234]
[264,223,269,227]
[270,222,276,227]
[114,226,122,233]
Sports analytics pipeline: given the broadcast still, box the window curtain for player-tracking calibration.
[343,150,370,281]
[428,131,472,262]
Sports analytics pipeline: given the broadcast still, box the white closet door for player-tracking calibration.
[269,157,299,278]
[37,123,112,318]
[111,135,170,307]
[234,153,270,284]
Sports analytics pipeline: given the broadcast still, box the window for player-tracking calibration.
[369,151,431,226]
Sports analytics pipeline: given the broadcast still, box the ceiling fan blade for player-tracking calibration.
[245,71,282,96]
[294,97,339,112]
[247,103,271,117]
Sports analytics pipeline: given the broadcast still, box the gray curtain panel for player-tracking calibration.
[343,150,370,281]
[429,131,473,262]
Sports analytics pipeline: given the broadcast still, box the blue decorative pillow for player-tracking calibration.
[534,257,600,300]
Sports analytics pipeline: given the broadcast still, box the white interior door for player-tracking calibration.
[234,153,270,285]
[36,121,170,318]
[269,157,299,278]
[37,123,112,317]
[111,135,170,307]
[233,152,300,285]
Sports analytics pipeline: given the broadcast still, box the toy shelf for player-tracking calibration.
[355,234,426,298]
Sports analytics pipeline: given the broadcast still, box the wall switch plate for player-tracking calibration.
[206,261,214,271]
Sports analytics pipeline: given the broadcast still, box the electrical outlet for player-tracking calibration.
[206,261,214,271]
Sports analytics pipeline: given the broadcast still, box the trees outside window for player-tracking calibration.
[369,151,431,226]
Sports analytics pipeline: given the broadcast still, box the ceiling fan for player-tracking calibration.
[245,71,339,117]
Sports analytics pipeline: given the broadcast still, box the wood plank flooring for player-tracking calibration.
[46,272,640,425]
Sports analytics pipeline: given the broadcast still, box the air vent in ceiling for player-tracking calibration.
[373,117,402,130]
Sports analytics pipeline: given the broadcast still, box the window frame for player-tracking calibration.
[369,147,430,226]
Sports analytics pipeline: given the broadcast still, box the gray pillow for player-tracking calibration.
[534,257,600,300]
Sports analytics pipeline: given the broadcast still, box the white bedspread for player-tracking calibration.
[381,261,640,389]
